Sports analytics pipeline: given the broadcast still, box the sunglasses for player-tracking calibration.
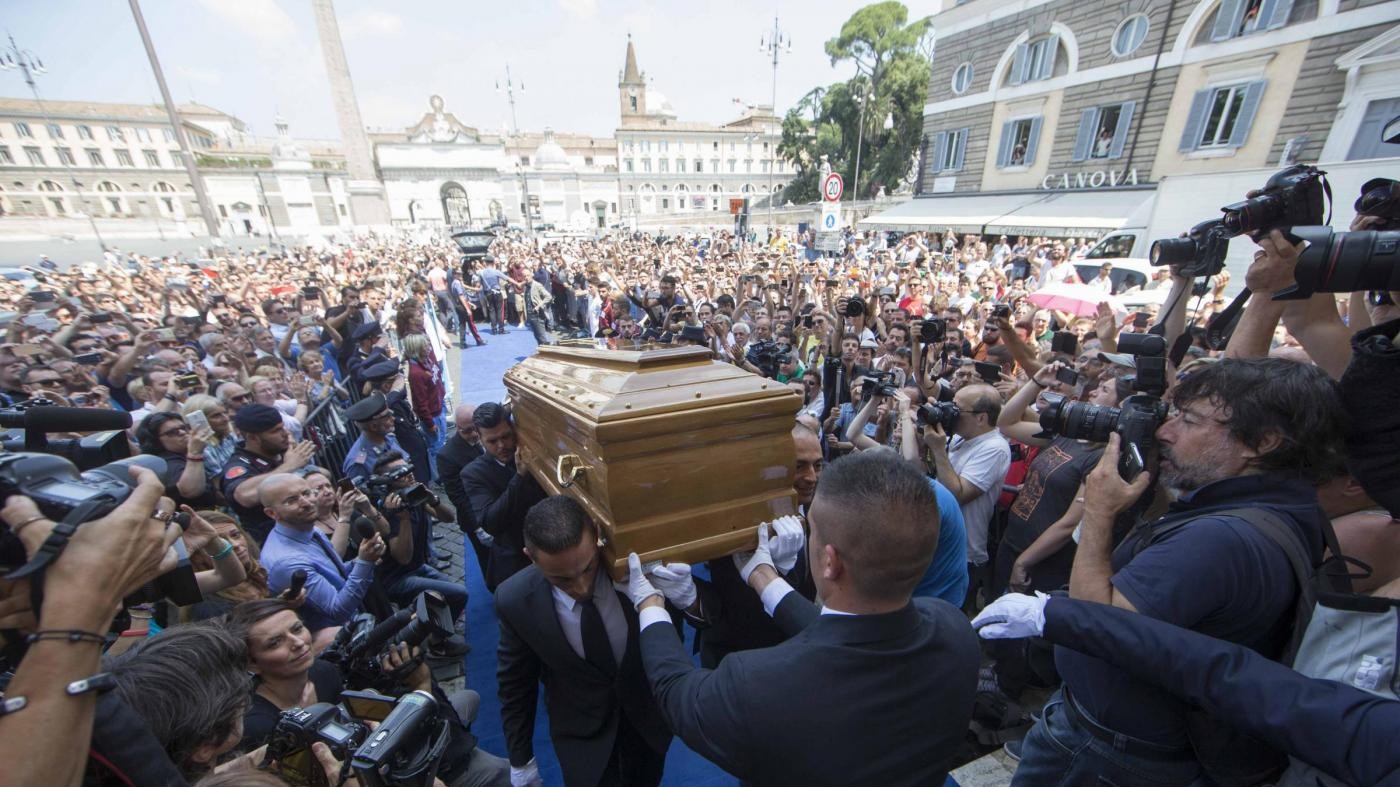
[160,424,191,437]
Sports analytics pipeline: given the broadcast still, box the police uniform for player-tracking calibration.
[221,444,278,545]
[360,359,434,484]
[341,392,407,484]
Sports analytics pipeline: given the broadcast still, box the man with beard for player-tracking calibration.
[221,404,318,545]
[1011,358,1347,786]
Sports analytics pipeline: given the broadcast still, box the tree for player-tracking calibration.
[778,1,932,204]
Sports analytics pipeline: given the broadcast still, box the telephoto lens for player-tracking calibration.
[1035,393,1120,443]
[1274,228,1400,300]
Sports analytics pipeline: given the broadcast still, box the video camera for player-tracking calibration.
[1034,332,1169,481]
[263,690,451,787]
[365,464,439,511]
[745,339,782,379]
[321,591,456,693]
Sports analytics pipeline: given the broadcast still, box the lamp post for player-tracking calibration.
[497,65,534,239]
[851,86,874,205]
[0,34,108,255]
[759,16,789,232]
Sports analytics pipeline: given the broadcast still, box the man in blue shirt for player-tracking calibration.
[258,473,386,632]
[475,256,507,334]
[913,478,968,606]
[341,392,404,486]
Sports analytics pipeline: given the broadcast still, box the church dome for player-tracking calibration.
[533,128,571,171]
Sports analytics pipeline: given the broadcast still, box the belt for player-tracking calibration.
[1060,687,1195,762]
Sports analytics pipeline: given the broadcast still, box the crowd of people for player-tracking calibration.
[0,176,1397,787]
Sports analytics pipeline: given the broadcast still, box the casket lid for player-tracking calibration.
[505,343,795,423]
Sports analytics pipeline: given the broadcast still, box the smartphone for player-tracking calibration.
[802,315,814,329]
[1051,331,1078,355]
[154,328,177,342]
[185,409,209,431]
[211,293,227,305]
[302,286,322,300]
[974,361,1002,384]
[990,304,1011,320]
[89,311,113,323]
[174,373,201,390]
[73,352,103,366]
[1132,312,1150,329]
[336,477,357,494]
[1055,367,1081,387]
[12,343,44,357]
[298,315,318,327]
[1120,441,1145,482]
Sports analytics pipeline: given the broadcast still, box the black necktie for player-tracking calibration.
[578,598,616,678]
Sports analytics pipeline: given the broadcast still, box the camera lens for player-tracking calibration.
[1037,393,1120,443]
[1149,237,1197,267]
[1289,228,1400,297]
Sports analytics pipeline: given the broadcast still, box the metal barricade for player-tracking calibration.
[302,394,358,480]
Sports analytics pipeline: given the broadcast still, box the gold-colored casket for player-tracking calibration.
[504,343,800,579]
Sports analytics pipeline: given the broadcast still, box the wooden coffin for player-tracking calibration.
[504,343,800,579]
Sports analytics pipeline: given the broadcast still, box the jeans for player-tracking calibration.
[425,413,447,482]
[1012,689,1200,787]
[384,564,468,624]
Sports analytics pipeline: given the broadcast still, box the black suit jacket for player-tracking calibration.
[459,453,545,589]
[692,555,815,668]
[495,567,671,787]
[436,435,483,531]
[641,591,979,787]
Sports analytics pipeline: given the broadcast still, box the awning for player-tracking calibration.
[983,190,1154,238]
[858,193,1041,234]
[860,189,1154,238]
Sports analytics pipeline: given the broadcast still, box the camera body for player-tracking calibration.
[990,304,1011,321]
[916,401,961,431]
[266,702,372,778]
[745,339,782,378]
[860,371,899,402]
[1149,219,1232,278]
[919,318,946,344]
[1220,164,1327,239]
[265,691,449,787]
[321,591,456,692]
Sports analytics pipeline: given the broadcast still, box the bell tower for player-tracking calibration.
[618,35,646,126]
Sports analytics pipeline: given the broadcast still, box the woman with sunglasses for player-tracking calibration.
[136,411,218,509]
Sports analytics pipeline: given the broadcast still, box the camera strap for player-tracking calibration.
[4,501,109,617]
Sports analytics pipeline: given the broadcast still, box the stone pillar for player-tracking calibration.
[310,0,389,226]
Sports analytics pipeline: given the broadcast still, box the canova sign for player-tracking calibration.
[1040,169,1141,190]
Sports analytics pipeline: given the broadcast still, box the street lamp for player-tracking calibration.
[1,34,108,255]
[759,17,790,233]
[497,65,533,239]
[851,87,873,205]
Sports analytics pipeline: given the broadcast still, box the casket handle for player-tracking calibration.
[556,454,588,488]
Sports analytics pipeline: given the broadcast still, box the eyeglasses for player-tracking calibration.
[30,378,63,388]
[226,393,250,402]
[160,424,190,437]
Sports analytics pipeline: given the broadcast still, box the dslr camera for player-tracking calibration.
[1035,332,1169,481]
[1268,179,1400,300]
[916,401,961,431]
[366,464,438,511]
[860,371,899,402]
[745,339,782,378]
[321,591,457,692]
[919,318,946,344]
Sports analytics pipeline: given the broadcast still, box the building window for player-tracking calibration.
[171,151,184,167]
[106,126,124,142]
[660,141,668,152]
[711,158,719,172]
[675,158,683,172]
[339,204,347,216]
[713,141,719,151]
[584,156,594,166]
[643,158,652,173]
[163,128,175,143]
[659,158,669,173]
[217,204,228,218]
[745,159,752,173]
[77,125,93,140]
[625,159,634,173]
[1179,81,1266,151]
[1010,35,1058,85]
[930,128,968,173]
[1073,101,1136,160]
[694,160,703,173]
[997,117,1043,167]
[46,123,64,140]
[14,122,31,138]
[1346,97,1400,161]
[56,147,76,166]
[24,146,44,166]
[728,159,736,173]
[661,198,669,209]
[952,63,974,94]
[115,149,134,167]
[136,128,152,143]
[761,160,770,173]
[0,147,11,165]
[1210,0,1292,41]
[1112,15,1150,57]
[107,197,121,213]
[642,140,650,153]
[144,150,160,167]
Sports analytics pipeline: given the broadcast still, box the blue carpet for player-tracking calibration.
[456,326,958,787]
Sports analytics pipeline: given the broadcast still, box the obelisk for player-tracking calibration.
[311,0,390,225]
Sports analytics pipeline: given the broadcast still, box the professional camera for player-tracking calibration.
[841,297,866,318]
[0,399,132,469]
[1220,163,1328,239]
[364,464,436,510]
[1149,218,1232,279]
[745,339,782,378]
[1036,332,1168,480]
[263,691,451,787]
[860,371,899,402]
[321,591,457,692]
[919,318,946,344]
[916,401,961,431]
[990,304,1011,321]
[1271,227,1400,300]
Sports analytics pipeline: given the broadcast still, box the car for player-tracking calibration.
[1074,258,1154,295]
[450,229,497,261]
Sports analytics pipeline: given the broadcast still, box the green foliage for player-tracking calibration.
[779,1,931,204]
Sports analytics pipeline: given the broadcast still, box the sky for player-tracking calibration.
[4,0,943,142]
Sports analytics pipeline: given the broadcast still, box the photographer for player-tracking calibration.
[366,453,468,657]
[921,383,1011,610]
[228,599,510,786]
[1013,358,1348,786]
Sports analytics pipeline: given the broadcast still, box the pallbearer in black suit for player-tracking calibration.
[495,496,671,787]
[624,449,981,787]
[459,402,544,591]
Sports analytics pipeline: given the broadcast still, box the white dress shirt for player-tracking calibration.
[550,568,628,665]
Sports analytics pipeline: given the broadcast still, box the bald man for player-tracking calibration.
[436,403,491,578]
[257,472,386,631]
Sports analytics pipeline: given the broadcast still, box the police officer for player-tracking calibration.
[341,391,405,486]
[360,357,434,486]
[343,321,383,396]
[221,403,317,545]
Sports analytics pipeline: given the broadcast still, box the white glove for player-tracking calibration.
[767,515,806,574]
[649,561,697,610]
[623,552,664,610]
[474,527,494,547]
[734,521,776,584]
[510,758,542,787]
[971,592,1050,639]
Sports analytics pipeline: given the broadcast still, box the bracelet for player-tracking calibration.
[10,514,46,534]
[185,455,205,461]
[25,629,105,646]
[206,539,235,560]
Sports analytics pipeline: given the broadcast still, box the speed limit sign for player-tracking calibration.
[822,172,844,202]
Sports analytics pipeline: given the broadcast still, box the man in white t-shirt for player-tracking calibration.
[1038,243,1080,290]
[922,383,1010,609]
